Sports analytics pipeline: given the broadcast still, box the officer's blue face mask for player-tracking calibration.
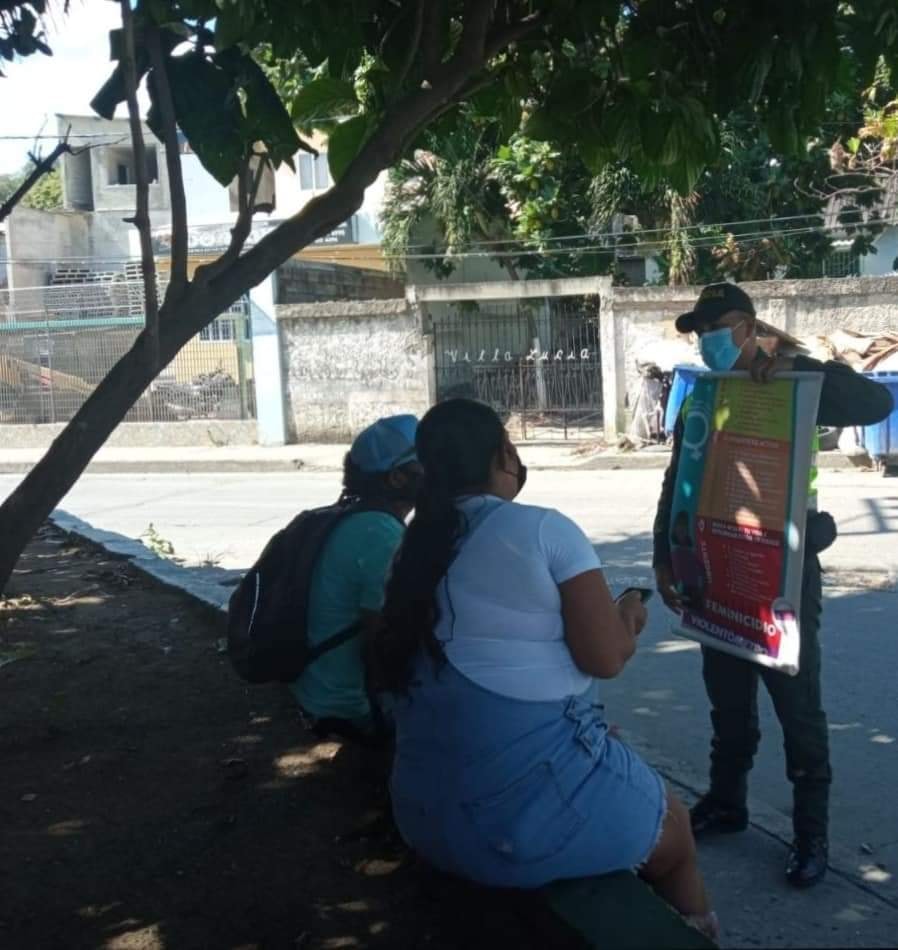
[699,322,746,371]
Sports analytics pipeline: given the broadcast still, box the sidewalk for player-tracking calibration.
[0,442,867,475]
[43,510,898,948]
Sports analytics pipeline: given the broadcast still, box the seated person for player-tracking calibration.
[291,414,420,746]
[371,399,717,942]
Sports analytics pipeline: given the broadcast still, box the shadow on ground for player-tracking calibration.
[0,528,573,950]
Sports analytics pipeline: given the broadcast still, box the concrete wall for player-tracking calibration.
[0,420,257,449]
[87,212,133,261]
[5,208,90,289]
[277,298,432,442]
[4,207,132,291]
[276,259,403,305]
[63,147,93,211]
[603,275,898,437]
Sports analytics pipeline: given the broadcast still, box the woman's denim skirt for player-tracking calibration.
[389,657,667,889]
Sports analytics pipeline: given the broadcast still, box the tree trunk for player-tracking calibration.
[0,293,203,591]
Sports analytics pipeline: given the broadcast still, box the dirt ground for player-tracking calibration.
[0,528,565,950]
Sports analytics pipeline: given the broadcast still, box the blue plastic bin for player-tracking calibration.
[664,364,707,434]
[862,372,898,461]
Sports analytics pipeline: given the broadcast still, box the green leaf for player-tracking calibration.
[235,53,305,167]
[165,51,245,185]
[109,28,124,62]
[290,76,358,130]
[748,46,773,104]
[327,114,369,182]
[522,107,566,142]
[640,109,673,162]
[766,106,799,155]
[91,53,149,120]
[214,4,254,51]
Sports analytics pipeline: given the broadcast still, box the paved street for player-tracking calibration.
[3,466,898,945]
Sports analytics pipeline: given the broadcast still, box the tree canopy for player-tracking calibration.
[84,2,898,206]
[380,43,898,286]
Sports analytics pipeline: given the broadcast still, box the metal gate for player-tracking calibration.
[432,295,602,440]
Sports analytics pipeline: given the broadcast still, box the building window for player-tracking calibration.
[199,315,251,342]
[228,159,276,214]
[298,152,331,191]
[823,250,860,278]
[105,146,159,186]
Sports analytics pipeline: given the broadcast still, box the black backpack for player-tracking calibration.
[227,501,396,684]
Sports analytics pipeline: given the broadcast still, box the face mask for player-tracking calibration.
[393,468,422,503]
[515,460,528,495]
[502,451,527,497]
[700,324,745,371]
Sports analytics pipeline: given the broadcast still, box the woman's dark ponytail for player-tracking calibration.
[372,399,506,694]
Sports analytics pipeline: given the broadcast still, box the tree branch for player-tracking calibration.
[0,139,71,226]
[199,3,542,315]
[458,0,497,68]
[204,55,495,311]
[396,0,426,92]
[119,0,160,372]
[484,10,545,60]
[147,25,188,301]
[420,0,447,80]
[194,151,267,283]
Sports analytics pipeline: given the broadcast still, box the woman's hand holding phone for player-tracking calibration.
[617,588,649,638]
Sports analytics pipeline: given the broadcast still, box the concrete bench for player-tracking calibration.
[541,872,715,948]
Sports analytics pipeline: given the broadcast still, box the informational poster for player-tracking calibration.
[669,372,823,675]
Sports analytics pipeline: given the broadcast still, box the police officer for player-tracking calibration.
[654,283,893,887]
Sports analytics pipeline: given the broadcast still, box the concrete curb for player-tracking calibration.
[48,508,898,918]
[50,510,236,613]
[2,453,871,476]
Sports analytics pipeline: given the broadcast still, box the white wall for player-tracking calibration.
[271,158,387,243]
[180,153,232,225]
[606,276,898,438]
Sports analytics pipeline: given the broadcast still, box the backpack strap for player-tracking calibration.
[300,501,404,668]
[306,621,361,662]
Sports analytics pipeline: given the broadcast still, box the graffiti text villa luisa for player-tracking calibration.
[444,347,595,364]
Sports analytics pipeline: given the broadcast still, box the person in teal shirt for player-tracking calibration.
[291,414,420,742]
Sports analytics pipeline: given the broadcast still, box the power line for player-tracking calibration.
[1,214,889,267]
[0,133,134,142]
[0,117,356,142]
[386,209,884,253]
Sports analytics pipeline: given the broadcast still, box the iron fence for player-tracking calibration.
[0,280,255,425]
[432,295,602,440]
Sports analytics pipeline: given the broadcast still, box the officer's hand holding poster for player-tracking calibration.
[669,372,823,675]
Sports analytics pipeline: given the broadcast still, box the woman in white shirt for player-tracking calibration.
[374,399,717,941]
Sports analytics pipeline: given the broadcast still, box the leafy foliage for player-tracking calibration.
[0,164,63,212]
[0,0,56,74]
[21,166,61,210]
[380,115,613,281]
[85,0,898,211]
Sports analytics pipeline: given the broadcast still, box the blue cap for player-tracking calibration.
[350,414,419,473]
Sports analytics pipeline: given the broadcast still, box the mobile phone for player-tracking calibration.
[618,587,654,604]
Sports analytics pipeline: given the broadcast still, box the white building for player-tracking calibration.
[3,113,388,291]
